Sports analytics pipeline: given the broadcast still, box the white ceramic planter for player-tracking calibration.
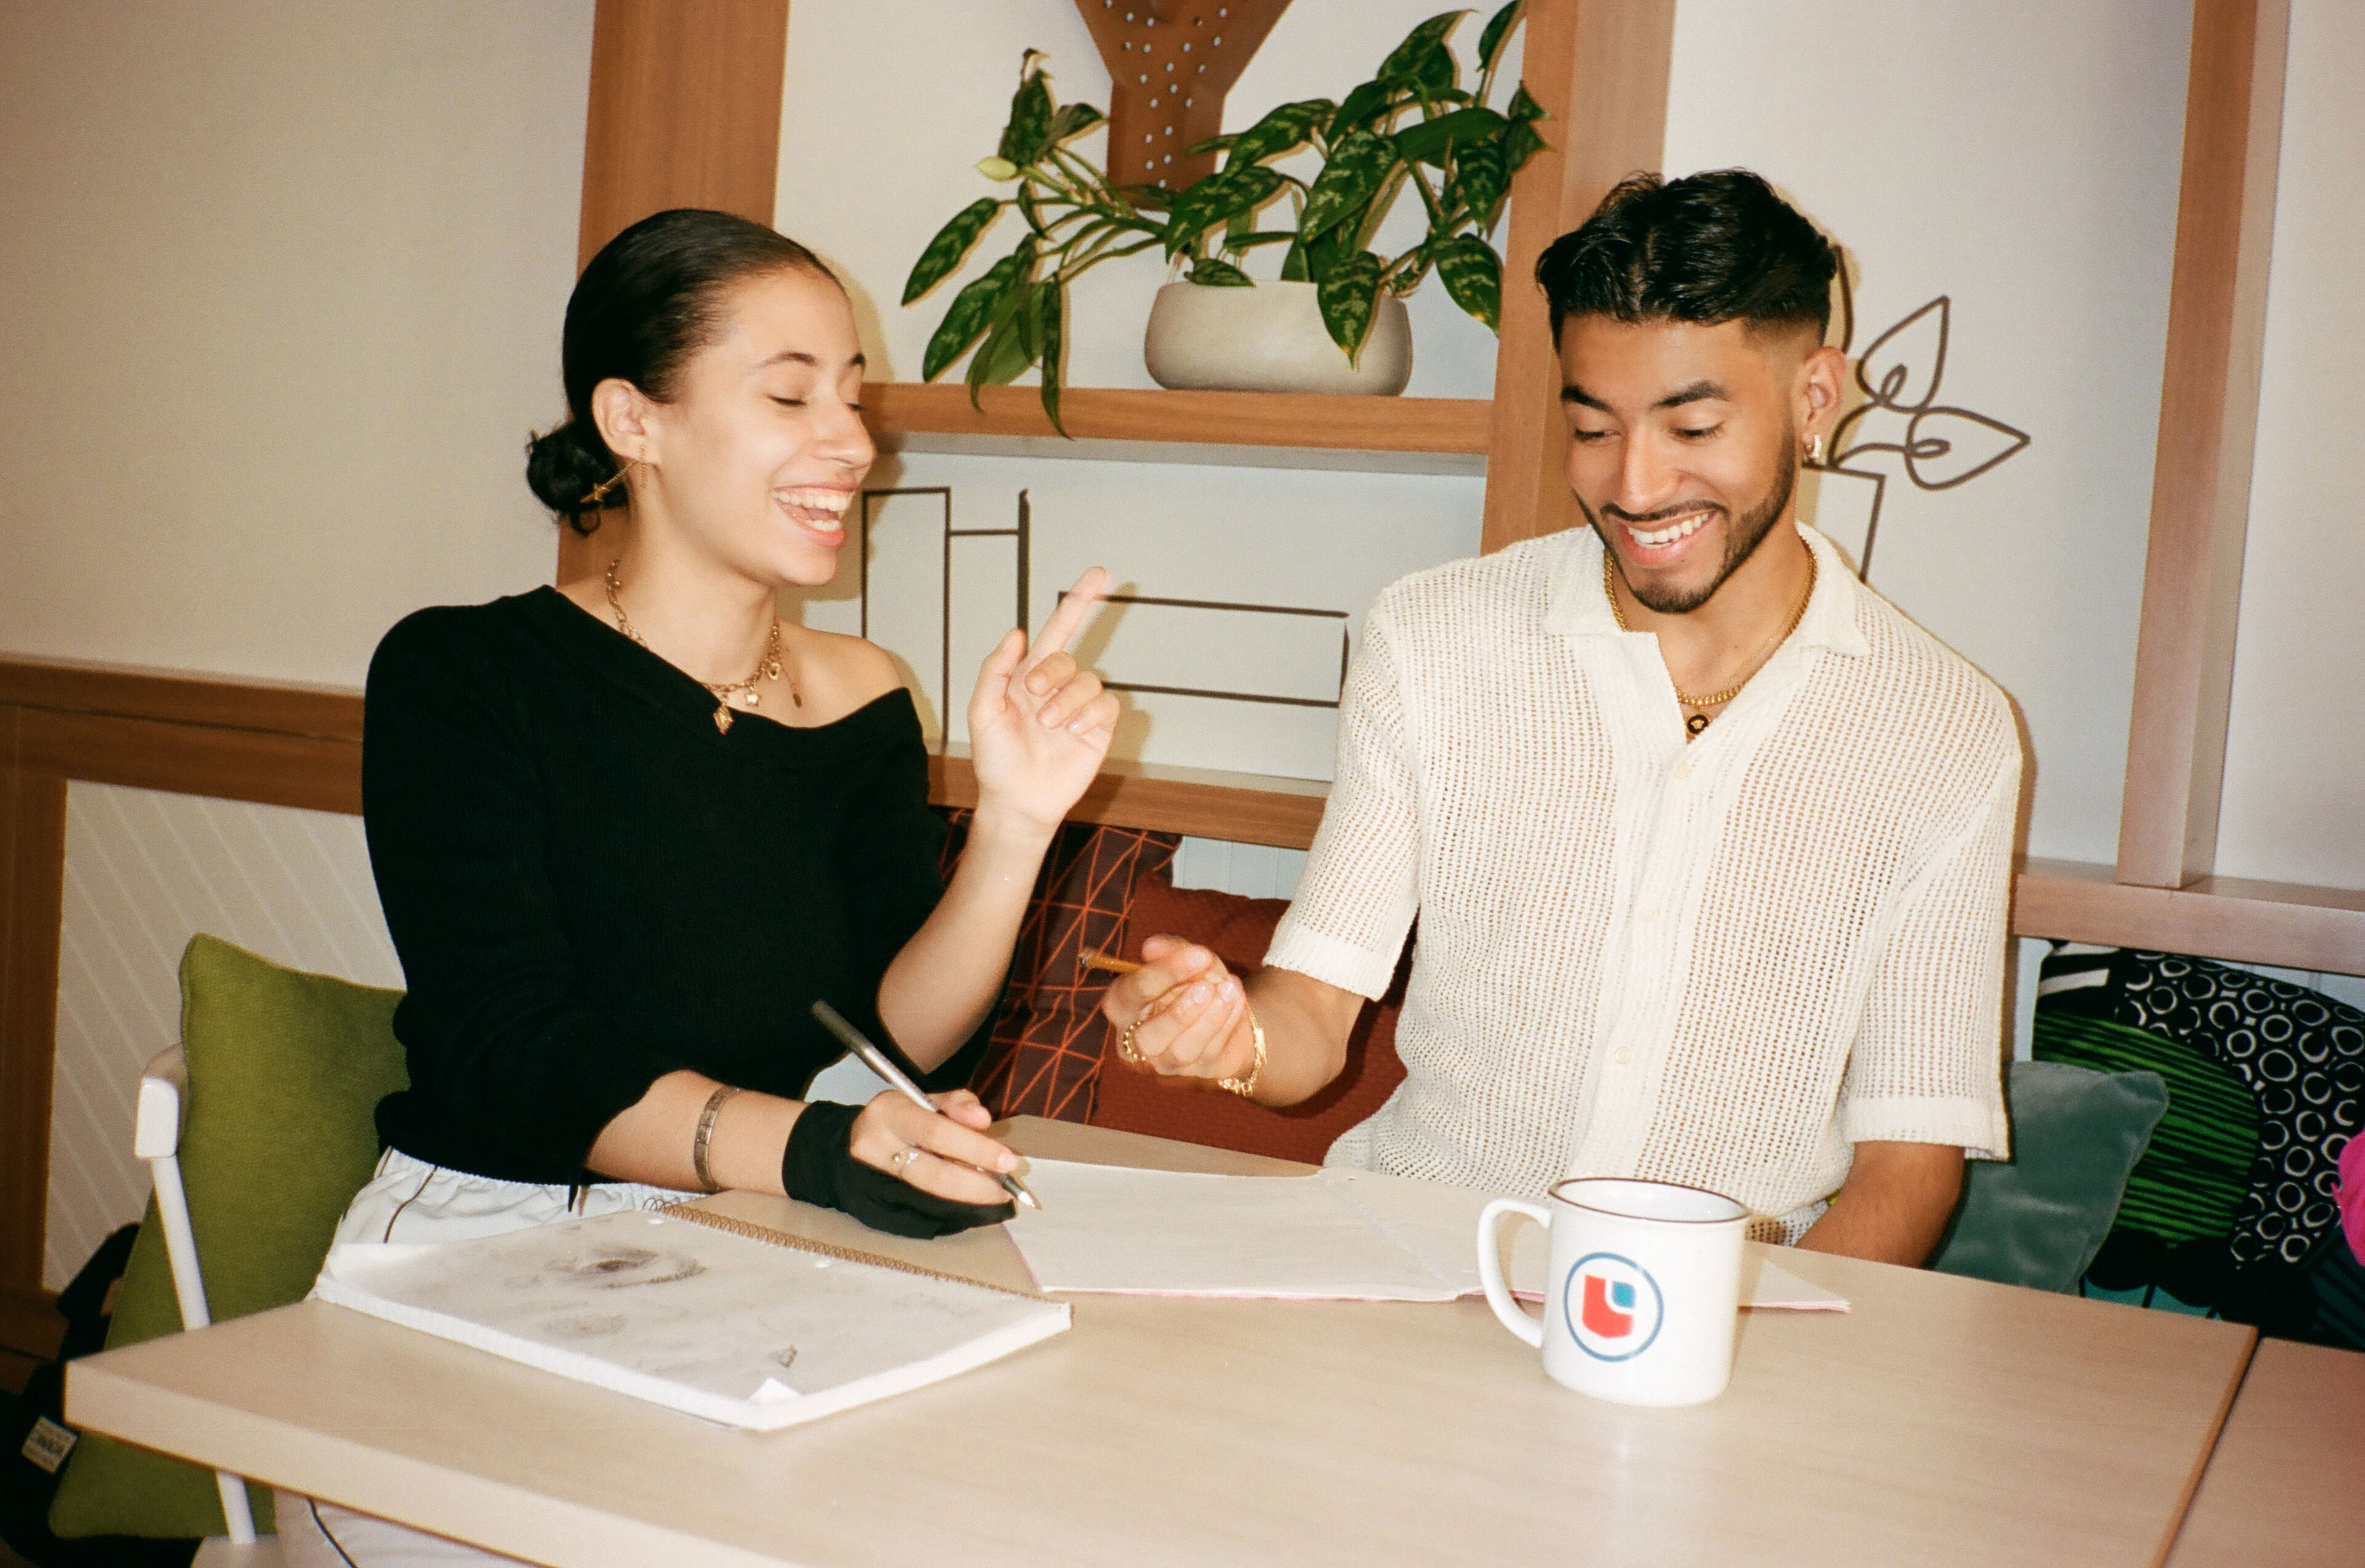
[1142,280,1412,397]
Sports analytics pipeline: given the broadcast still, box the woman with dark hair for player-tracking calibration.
[276,209,1120,1567]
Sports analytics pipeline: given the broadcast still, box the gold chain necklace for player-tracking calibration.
[604,561,794,734]
[1606,550,1817,738]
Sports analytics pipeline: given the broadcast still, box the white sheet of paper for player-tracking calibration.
[316,1208,1070,1430]
[1006,1160,1849,1311]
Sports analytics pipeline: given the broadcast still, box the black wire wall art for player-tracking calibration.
[1805,291,2032,581]
[852,486,1349,756]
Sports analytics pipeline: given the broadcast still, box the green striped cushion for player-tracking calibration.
[2032,1012,2260,1245]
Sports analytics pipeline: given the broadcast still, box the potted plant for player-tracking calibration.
[904,4,1545,423]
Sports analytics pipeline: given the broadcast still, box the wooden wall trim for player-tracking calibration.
[2117,0,2290,889]
[15,709,362,817]
[1479,0,1676,554]
[0,738,68,1305]
[0,655,362,742]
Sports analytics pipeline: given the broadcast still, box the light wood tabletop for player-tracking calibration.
[2164,1335,2365,1567]
[67,1119,2257,1568]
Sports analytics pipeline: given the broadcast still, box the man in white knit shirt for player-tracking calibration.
[1103,171,2019,1264]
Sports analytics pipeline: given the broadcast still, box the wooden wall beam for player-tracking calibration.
[1480,0,1676,555]
[2117,0,2290,889]
[562,0,794,584]
[0,708,68,1306]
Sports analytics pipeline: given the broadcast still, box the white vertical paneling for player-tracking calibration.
[44,784,397,1290]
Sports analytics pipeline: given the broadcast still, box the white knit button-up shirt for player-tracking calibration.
[1267,520,2018,1236]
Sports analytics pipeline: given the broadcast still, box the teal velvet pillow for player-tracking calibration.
[1928,1060,2169,1293]
[51,934,406,1540]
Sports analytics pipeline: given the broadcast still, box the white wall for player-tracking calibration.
[2215,0,2365,891]
[1659,0,2193,867]
[0,0,596,688]
[779,0,2213,873]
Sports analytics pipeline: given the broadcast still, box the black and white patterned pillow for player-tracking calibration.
[2039,948,2364,1266]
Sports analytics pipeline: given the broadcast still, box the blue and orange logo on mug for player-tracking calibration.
[1563,1252,1665,1360]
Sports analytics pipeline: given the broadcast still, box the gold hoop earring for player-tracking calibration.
[580,461,634,507]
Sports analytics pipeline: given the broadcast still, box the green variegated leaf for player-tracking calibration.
[1317,249,1385,361]
[1279,238,1311,282]
[1224,230,1300,249]
[1049,101,1104,143]
[997,60,1055,166]
[1508,82,1545,123]
[1187,255,1254,286]
[1225,99,1335,169]
[1389,241,1433,295]
[904,198,1002,305]
[1378,12,1464,87]
[1433,232,1502,330]
[1298,127,1395,240]
[1331,80,1400,136]
[1035,286,1066,434]
[1182,132,1237,157]
[1478,1,1524,72]
[1393,105,1506,166]
[921,247,1028,382]
[1450,137,1508,227]
[966,281,1038,405]
[1164,165,1284,258]
[1504,116,1546,176]
[1302,224,1356,285]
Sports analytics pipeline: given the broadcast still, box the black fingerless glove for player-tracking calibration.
[780,1101,1015,1239]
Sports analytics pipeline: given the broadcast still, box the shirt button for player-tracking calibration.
[1673,759,1692,780]
[1643,905,1664,921]
[1615,1048,1631,1064]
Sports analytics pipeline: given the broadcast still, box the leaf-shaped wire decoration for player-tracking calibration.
[1854,296,1949,413]
[1902,406,2032,490]
[1806,293,2029,582]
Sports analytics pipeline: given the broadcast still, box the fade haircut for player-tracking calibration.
[1535,170,1837,346]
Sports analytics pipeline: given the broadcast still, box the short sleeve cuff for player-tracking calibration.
[1840,1094,2009,1162]
[1264,915,1401,1003]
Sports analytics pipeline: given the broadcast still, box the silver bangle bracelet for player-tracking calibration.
[691,1083,743,1194]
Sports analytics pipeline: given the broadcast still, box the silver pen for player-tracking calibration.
[809,1001,1041,1210]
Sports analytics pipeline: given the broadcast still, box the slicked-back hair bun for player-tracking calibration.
[526,208,836,535]
[1535,170,1837,346]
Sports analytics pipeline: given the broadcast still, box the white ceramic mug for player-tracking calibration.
[1477,1176,1748,1407]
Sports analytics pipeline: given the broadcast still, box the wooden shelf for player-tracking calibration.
[863,383,1490,477]
[2015,858,2365,975]
[928,751,1327,851]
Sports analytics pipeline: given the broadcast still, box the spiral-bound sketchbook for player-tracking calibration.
[314,1206,1070,1431]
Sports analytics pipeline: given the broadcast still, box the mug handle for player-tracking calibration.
[1477,1197,1553,1349]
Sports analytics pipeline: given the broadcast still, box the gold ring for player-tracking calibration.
[1118,1019,1144,1066]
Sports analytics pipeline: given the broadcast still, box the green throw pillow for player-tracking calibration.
[2031,1010,2261,1245]
[51,935,406,1540]
[1928,1059,2169,1293]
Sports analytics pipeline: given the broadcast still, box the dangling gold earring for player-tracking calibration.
[1805,433,1825,466]
[581,461,634,507]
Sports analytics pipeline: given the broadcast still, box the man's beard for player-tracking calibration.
[1588,422,1797,615]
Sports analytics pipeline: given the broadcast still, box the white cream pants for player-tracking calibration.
[274,1148,697,1568]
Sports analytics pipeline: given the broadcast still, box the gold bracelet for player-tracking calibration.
[691,1083,742,1194]
[1215,1008,1266,1100]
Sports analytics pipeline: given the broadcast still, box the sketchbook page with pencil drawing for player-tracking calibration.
[1003,1160,1847,1310]
[313,1207,1070,1431]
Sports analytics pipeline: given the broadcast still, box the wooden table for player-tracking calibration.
[68,1119,2257,1568]
[2165,1336,2365,1567]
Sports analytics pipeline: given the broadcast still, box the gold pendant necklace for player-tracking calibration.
[1605,550,1817,738]
[604,562,796,733]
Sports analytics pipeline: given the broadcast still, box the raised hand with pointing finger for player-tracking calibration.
[966,566,1121,830]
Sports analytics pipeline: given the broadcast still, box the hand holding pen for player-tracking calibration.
[810,1002,1040,1211]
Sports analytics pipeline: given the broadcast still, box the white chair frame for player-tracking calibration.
[135,1044,285,1564]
